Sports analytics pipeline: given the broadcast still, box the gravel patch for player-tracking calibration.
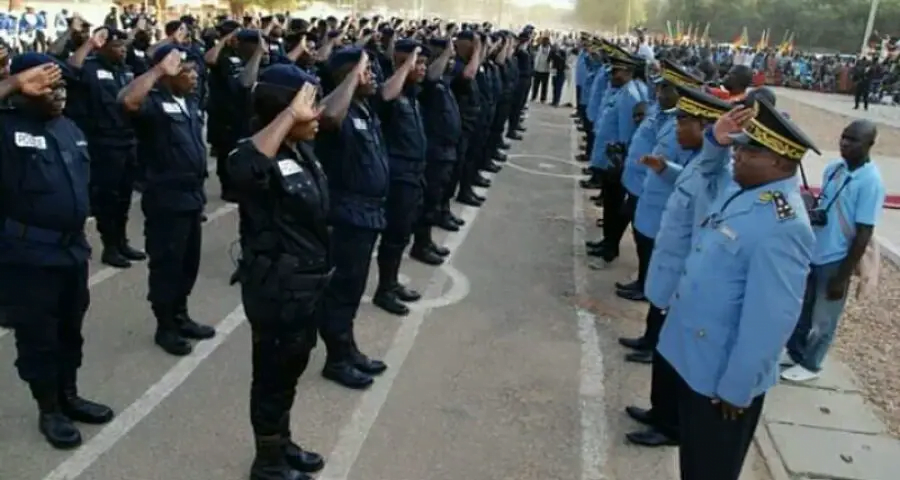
[834,258,900,437]
[777,96,900,157]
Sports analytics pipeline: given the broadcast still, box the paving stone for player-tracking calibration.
[765,386,885,434]
[794,356,863,393]
[767,423,900,480]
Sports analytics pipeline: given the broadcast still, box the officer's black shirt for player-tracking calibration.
[374,85,427,185]
[450,57,480,133]
[131,90,207,212]
[229,140,330,271]
[68,55,136,147]
[0,108,91,265]
[421,74,461,161]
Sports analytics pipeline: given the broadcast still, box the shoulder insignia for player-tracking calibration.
[758,191,773,203]
[771,191,795,221]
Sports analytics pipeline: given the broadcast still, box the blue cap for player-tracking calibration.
[151,44,191,66]
[10,52,64,75]
[96,27,128,42]
[427,38,448,49]
[394,39,424,55]
[457,31,475,41]
[326,46,364,71]
[258,64,319,90]
[236,29,261,43]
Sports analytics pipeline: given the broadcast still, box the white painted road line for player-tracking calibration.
[0,201,237,342]
[317,200,483,480]
[41,306,247,480]
[569,121,611,480]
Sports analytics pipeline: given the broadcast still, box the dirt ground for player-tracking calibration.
[777,96,900,157]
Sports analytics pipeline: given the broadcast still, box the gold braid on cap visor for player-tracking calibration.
[675,96,726,121]
[661,69,702,88]
[743,120,807,161]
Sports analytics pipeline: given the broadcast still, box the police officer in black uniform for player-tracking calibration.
[487,31,513,164]
[314,47,388,389]
[67,26,147,268]
[118,45,216,356]
[203,20,245,201]
[0,54,114,449]
[369,39,436,317]
[228,64,328,480]
[412,36,457,254]
[445,30,483,209]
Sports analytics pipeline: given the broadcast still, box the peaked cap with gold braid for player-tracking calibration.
[660,58,703,88]
[672,84,733,122]
[736,98,820,161]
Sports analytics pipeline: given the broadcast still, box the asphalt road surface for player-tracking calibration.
[0,104,770,480]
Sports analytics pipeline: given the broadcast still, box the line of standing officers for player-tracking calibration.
[571,35,823,480]
[0,13,540,480]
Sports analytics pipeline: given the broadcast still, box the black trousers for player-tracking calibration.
[531,71,550,102]
[89,144,137,247]
[421,161,454,224]
[607,192,638,254]
[677,370,765,480]
[377,181,423,289]
[633,228,655,293]
[241,262,328,436]
[854,83,870,109]
[601,170,625,254]
[650,343,679,440]
[144,209,203,313]
[2,263,89,396]
[317,224,378,357]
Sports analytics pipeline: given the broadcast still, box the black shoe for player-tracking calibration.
[450,214,465,226]
[482,162,502,173]
[615,288,646,302]
[60,391,114,424]
[515,126,526,133]
[585,240,605,249]
[283,442,325,473]
[38,412,82,450]
[394,284,421,302]
[119,241,147,261]
[154,328,193,356]
[436,216,460,232]
[373,289,410,316]
[456,192,483,207]
[174,312,216,340]
[506,132,523,141]
[615,280,639,291]
[430,243,450,257]
[500,141,511,150]
[410,245,445,266]
[580,179,602,189]
[625,429,678,447]
[625,406,655,427]
[473,176,491,188]
[101,247,132,269]
[322,361,373,389]
[618,336,648,351]
[250,434,312,480]
[582,167,593,175]
[625,350,653,364]
[350,349,387,376]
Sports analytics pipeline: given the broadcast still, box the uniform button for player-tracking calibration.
[695,246,701,252]
[675,293,680,299]
[697,329,705,338]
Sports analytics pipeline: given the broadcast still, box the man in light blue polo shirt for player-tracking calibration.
[783,119,885,382]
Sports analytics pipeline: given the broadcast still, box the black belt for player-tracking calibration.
[1,219,81,246]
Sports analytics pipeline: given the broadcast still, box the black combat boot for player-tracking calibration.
[31,384,82,450]
[322,334,373,390]
[174,302,216,340]
[59,371,114,425]
[373,255,410,316]
[153,306,193,356]
[118,222,147,262]
[100,234,131,269]
[412,226,449,259]
[249,435,311,480]
[410,242,444,266]
[279,416,325,473]
[349,335,387,376]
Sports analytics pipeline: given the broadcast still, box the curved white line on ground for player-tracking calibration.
[505,153,586,179]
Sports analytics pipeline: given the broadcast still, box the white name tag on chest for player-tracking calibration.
[97,69,114,80]
[229,56,241,64]
[134,49,145,58]
[352,118,367,131]
[278,159,302,176]
[162,102,183,115]
[14,132,47,150]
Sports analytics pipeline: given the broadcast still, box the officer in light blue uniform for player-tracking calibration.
[0,53,114,450]
[586,53,648,262]
[658,98,818,480]
[622,83,733,448]
[575,45,599,163]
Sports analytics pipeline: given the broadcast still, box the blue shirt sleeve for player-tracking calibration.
[615,91,639,144]
[854,172,885,226]
[716,223,813,407]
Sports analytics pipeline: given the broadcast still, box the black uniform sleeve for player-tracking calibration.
[228,139,274,193]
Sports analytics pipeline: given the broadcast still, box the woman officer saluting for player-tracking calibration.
[227,64,331,480]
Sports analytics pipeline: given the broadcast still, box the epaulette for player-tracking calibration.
[769,191,795,221]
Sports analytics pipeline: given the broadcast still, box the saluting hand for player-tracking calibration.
[157,50,183,77]
[289,83,323,123]
[713,106,755,145]
[15,63,63,96]
[91,28,109,49]
[355,51,371,82]
[257,31,269,54]
[711,398,745,421]
[640,154,666,173]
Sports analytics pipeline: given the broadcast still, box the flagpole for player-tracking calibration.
[861,0,880,56]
